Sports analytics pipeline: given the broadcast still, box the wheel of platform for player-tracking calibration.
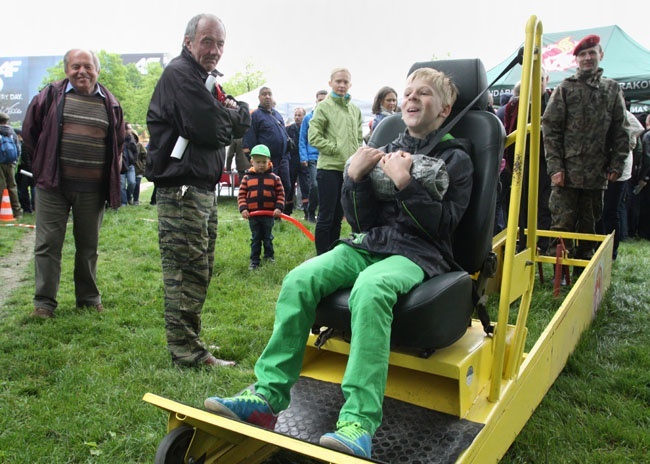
[154,425,194,464]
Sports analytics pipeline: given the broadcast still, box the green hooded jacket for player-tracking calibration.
[308,93,363,171]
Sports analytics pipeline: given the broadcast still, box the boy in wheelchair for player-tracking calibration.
[204,67,473,458]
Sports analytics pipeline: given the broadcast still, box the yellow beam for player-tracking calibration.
[489,14,543,403]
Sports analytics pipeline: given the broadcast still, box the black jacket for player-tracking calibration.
[145,47,251,189]
[341,132,473,278]
[121,134,138,171]
[638,130,650,183]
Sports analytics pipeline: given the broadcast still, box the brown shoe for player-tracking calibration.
[31,307,54,319]
[202,354,236,367]
[95,304,104,313]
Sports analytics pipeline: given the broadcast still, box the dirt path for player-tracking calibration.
[0,229,35,310]
[0,182,154,311]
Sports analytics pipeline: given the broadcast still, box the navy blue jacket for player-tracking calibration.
[243,107,288,163]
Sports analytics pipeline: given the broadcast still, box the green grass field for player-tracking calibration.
[0,189,648,463]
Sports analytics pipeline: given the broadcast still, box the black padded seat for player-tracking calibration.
[314,59,504,353]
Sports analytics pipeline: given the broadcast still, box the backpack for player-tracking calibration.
[0,133,18,164]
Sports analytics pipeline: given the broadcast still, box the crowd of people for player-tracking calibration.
[493,34,650,261]
[7,12,650,460]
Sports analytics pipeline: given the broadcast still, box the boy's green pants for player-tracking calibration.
[255,243,425,435]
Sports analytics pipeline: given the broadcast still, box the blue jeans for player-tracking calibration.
[249,215,275,264]
[120,165,136,205]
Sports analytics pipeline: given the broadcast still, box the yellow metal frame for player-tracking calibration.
[143,392,372,464]
[144,15,615,463]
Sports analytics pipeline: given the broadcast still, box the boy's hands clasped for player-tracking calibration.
[348,146,413,190]
[381,150,413,190]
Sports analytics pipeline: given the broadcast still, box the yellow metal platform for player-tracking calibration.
[144,15,615,464]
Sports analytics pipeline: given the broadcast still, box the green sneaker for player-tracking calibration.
[204,390,277,429]
[319,421,371,458]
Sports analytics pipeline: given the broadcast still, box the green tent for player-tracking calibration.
[487,25,650,111]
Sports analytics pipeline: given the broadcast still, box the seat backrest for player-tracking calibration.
[368,59,504,274]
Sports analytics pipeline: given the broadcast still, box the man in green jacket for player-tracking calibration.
[308,68,363,254]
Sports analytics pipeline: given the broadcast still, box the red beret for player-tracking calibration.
[573,34,600,55]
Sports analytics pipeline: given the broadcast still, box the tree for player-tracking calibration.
[222,62,266,96]
[127,62,163,134]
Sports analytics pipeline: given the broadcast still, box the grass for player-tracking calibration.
[0,189,648,463]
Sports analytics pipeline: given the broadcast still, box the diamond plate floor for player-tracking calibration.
[269,376,483,464]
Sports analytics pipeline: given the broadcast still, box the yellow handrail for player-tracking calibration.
[489,15,544,401]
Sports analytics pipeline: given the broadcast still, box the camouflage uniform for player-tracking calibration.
[542,67,628,257]
[157,186,218,365]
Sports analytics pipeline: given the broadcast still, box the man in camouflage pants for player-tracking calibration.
[145,14,250,367]
[542,34,629,260]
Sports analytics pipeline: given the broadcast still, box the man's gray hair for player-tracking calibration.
[184,14,224,42]
[63,49,101,72]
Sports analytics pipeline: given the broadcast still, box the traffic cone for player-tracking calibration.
[0,189,14,221]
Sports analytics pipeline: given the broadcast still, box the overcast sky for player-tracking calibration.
[5,0,650,102]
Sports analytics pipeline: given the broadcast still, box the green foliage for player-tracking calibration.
[95,51,129,98]
[1,192,648,463]
[123,62,163,128]
[222,61,266,96]
[42,58,66,86]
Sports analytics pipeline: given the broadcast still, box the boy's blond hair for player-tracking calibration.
[406,68,458,109]
[330,67,351,80]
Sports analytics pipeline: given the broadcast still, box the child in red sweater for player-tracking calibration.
[238,144,285,269]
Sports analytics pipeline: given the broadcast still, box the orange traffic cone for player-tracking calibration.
[0,189,14,221]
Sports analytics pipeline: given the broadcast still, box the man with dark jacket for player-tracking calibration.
[120,123,138,206]
[243,87,291,210]
[13,128,35,213]
[145,13,251,368]
[22,49,124,319]
[634,117,650,239]
[284,107,305,215]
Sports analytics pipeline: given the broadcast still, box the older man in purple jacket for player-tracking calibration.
[22,48,124,319]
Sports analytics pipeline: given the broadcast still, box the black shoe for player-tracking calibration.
[264,257,275,264]
[249,262,259,270]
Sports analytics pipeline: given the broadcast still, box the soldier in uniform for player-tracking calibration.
[542,34,629,259]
